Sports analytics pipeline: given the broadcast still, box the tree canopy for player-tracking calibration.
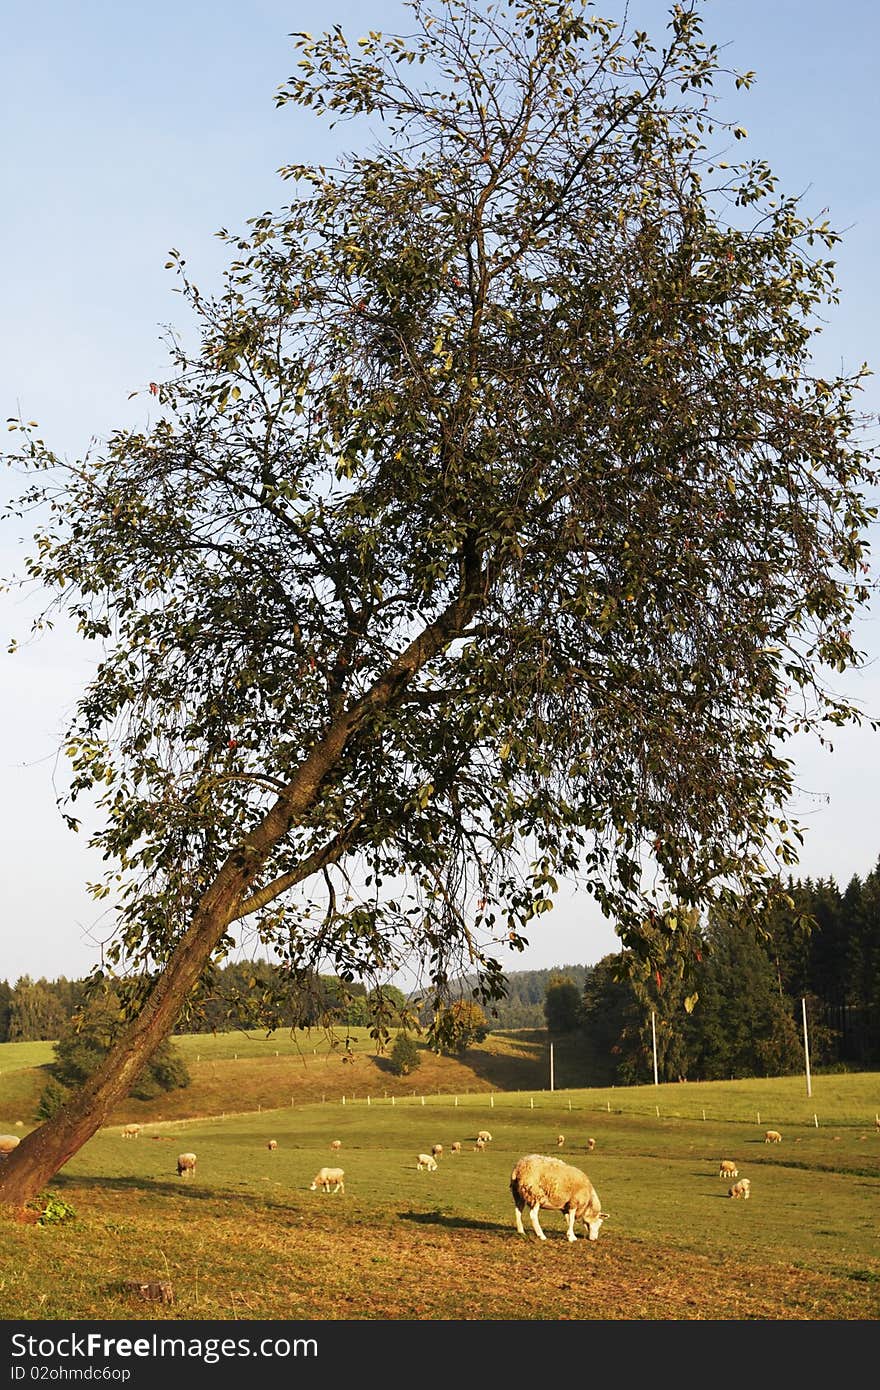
[2,0,876,1206]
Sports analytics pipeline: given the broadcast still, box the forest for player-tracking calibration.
[4,865,878,1083]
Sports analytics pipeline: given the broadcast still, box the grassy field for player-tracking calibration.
[1,1035,878,1321]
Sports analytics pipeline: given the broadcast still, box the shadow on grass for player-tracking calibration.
[397,1208,506,1234]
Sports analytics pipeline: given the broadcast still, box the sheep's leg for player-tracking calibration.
[565,1210,577,1242]
[528,1204,546,1240]
[514,1203,526,1235]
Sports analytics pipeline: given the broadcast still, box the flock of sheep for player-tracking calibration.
[0,1116,802,1241]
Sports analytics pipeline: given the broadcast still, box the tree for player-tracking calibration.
[427,999,489,1053]
[543,975,582,1033]
[388,1032,421,1076]
[2,0,876,1207]
[6,977,67,1043]
[35,992,191,1120]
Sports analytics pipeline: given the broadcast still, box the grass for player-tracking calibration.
[0,1043,878,1321]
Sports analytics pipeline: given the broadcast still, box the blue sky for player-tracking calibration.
[2,0,879,984]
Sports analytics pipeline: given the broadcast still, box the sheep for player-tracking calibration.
[763,1130,782,1144]
[417,1153,438,1171]
[267,1140,278,1151]
[431,1144,443,1159]
[510,1154,606,1243]
[0,1135,21,1158]
[586,1137,596,1152]
[729,1178,751,1199]
[310,1166,345,1193]
[719,1160,739,1179]
[121,1123,142,1140]
[176,1152,197,1178]
[330,1139,342,1152]
[476,1130,493,1143]
[556,1134,565,1148]
[450,1141,462,1154]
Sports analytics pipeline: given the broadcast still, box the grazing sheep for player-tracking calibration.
[477,1130,493,1143]
[729,1178,751,1199]
[176,1152,197,1178]
[764,1130,782,1144]
[450,1141,462,1154]
[0,1135,21,1158]
[310,1166,345,1193]
[267,1140,278,1151]
[510,1154,606,1243]
[719,1160,738,1179]
[586,1137,596,1152]
[330,1139,342,1152]
[121,1123,142,1140]
[474,1137,486,1151]
[556,1134,565,1148]
[431,1144,443,1159]
[417,1153,438,1171]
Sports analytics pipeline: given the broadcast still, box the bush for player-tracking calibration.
[47,993,191,1103]
[35,1077,70,1121]
[388,1033,421,1076]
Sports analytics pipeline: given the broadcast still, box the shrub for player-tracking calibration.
[388,1033,421,1076]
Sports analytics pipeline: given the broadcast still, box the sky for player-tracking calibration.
[1,0,879,986]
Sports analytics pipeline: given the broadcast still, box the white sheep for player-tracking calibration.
[510,1154,606,1243]
[763,1130,782,1144]
[719,1160,738,1179]
[450,1141,462,1154]
[267,1139,278,1151]
[431,1143,443,1159]
[310,1166,345,1193]
[0,1135,21,1158]
[477,1130,493,1143]
[556,1134,565,1148]
[729,1178,751,1199]
[330,1139,342,1152]
[474,1137,486,1151]
[176,1152,197,1178]
[417,1153,438,1171]
[586,1137,596,1152]
[121,1123,142,1140]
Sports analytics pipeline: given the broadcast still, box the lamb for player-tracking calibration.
[763,1130,782,1144]
[267,1140,278,1151]
[330,1139,342,1152]
[450,1141,462,1154]
[310,1166,345,1193]
[586,1137,596,1152]
[729,1178,751,1199]
[719,1160,738,1178]
[431,1144,443,1159]
[0,1135,21,1158]
[476,1130,493,1143]
[417,1153,438,1171]
[510,1154,606,1243]
[556,1134,565,1148]
[121,1123,141,1140]
[176,1152,197,1177]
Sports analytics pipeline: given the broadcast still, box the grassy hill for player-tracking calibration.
[1,1033,879,1320]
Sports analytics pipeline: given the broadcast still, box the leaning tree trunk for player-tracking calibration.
[0,572,485,1210]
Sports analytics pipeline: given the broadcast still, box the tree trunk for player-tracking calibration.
[0,569,486,1211]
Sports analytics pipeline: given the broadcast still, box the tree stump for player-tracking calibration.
[122,1279,174,1305]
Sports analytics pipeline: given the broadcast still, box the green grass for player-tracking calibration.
[1,1065,878,1321]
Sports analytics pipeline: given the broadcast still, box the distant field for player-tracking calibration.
[1,1061,878,1320]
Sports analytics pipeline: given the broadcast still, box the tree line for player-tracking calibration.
[545,864,880,1082]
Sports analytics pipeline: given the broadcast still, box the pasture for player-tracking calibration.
[1,1063,878,1320]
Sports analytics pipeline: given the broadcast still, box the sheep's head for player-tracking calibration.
[583,1212,608,1241]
